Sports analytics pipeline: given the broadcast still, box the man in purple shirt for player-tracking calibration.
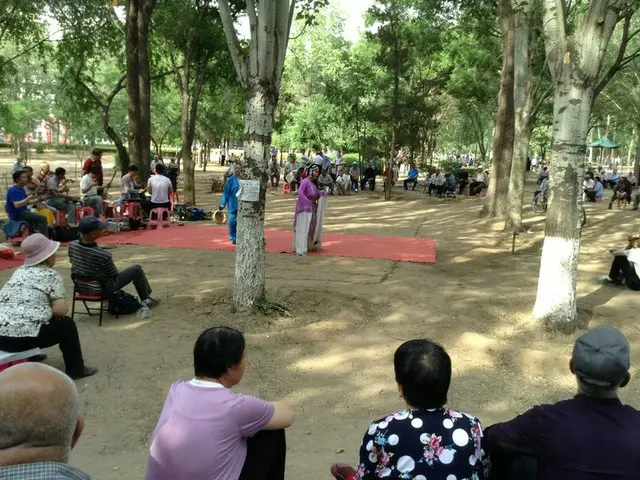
[485,325,640,480]
[145,327,294,480]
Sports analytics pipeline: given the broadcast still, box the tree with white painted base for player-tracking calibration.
[218,0,325,310]
[533,0,633,330]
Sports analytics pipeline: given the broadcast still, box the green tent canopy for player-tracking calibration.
[587,137,620,149]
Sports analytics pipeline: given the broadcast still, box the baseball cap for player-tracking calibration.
[572,325,630,388]
[78,216,109,234]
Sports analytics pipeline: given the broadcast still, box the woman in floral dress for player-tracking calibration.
[331,339,489,480]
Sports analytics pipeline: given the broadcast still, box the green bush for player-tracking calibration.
[54,143,119,154]
[35,143,45,154]
[343,153,360,165]
[0,142,12,149]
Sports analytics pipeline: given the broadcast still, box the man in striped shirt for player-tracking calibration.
[68,217,159,306]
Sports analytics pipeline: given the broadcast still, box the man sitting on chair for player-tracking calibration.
[68,217,160,307]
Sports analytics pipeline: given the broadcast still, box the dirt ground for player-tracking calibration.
[2,151,640,479]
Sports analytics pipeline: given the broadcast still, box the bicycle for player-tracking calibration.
[531,189,587,227]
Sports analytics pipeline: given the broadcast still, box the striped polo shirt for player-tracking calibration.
[68,240,119,294]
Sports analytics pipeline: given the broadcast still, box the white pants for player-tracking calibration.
[294,212,313,255]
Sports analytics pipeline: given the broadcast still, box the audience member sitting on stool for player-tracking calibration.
[5,170,49,236]
[80,167,103,215]
[0,234,96,379]
[403,164,419,191]
[145,326,294,480]
[144,163,173,220]
[361,166,376,191]
[594,175,604,202]
[269,155,281,188]
[45,167,77,226]
[458,166,469,194]
[68,217,160,307]
[331,339,488,480]
[609,175,633,209]
[485,325,640,480]
[602,233,640,290]
[470,169,487,196]
[0,363,91,479]
[120,165,145,202]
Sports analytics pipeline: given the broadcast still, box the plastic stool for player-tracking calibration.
[123,202,142,220]
[149,208,171,229]
[75,205,95,220]
[282,183,291,194]
[8,224,29,245]
[55,210,68,228]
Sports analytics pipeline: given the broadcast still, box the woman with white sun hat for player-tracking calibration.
[0,234,97,379]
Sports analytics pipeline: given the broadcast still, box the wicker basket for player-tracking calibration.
[214,210,228,224]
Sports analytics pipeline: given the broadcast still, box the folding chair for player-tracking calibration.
[70,275,117,326]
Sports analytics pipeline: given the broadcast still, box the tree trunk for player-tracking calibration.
[532,80,593,331]
[103,103,129,170]
[125,0,154,181]
[138,0,153,178]
[126,0,142,175]
[504,0,534,232]
[481,0,515,219]
[180,67,195,205]
[234,86,274,309]
[634,126,640,181]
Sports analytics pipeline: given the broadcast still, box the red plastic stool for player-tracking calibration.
[282,183,291,194]
[149,208,171,229]
[8,224,29,245]
[123,202,143,220]
[55,210,68,228]
[75,205,95,220]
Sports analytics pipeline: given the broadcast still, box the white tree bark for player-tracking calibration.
[533,0,621,330]
[218,0,297,310]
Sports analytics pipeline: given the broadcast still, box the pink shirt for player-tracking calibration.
[146,380,274,480]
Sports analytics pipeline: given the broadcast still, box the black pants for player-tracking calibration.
[0,316,85,374]
[608,255,640,290]
[470,181,485,196]
[239,429,286,480]
[488,452,537,480]
[114,265,153,300]
[18,211,49,236]
[288,180,298,193]
[459,180,468,194]
[143,201,171,217]
[404,178,418,190]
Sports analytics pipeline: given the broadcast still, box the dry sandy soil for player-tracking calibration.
[1,151,640,479]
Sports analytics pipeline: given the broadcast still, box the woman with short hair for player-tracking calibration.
[331,339,489,480]
[146,327,294,480]
[0,234,96,379]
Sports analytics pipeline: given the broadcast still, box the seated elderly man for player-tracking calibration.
[68,217,159,307]
[0,363,90,479]
[45,167,77,225]
[485,325,640,480]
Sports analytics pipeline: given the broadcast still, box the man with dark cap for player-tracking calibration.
[485,325,640,480]
[68,217,159,307]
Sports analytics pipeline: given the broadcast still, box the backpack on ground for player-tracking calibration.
[108,290,142,315]
[186,208,212,221]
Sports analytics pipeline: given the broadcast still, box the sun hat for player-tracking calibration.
[572,325,630,388]
[78,216,109,234]
[21,233,60,267]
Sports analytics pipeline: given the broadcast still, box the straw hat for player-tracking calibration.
[21,233,60,266]
[214,210,228,224]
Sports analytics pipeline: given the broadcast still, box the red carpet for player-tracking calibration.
[0,253,24,272]
[98,225,436,263]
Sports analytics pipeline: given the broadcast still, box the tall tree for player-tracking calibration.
[126,0,157,179]
[217,0,326,310]
[504,0,551,231]
[480,0,516,219]
[533,0,637,330]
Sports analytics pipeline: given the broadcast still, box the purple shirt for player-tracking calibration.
[146,380,274,480]
[485,394,640,480]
